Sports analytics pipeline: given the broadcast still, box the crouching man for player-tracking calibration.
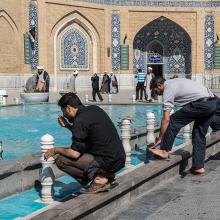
[44,93,125,193]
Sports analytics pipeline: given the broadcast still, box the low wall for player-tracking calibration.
[0,153,64,199]
[0,73,215,92]
[0,74,136,91]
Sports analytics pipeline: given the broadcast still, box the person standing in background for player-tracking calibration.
[109,72,118,94]
[36,66,50,92]
[135,68,146,101]
[101,71,110,93]
[144,67,154,102]
[91,73,103,102]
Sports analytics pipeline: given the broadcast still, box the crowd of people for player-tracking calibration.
[91,71,119,102]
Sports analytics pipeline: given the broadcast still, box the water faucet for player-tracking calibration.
[0,141,3,160]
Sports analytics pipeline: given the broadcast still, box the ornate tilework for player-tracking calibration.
[78,0,220,7]
[60,26,89,70]
[111,12,120,70]
[204,15,214,70]
[133,17,191,75]
[29,0,39,69]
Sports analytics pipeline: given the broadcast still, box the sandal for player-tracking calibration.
[80,181,111,194]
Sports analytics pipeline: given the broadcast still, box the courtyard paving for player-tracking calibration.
[108,153,220,220]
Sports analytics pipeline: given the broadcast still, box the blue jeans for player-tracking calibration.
[160,98,217,168]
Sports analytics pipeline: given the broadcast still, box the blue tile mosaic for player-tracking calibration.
[111,12,121,70]
[29,0,39,69]
[78,0,220,7]
[61,26,89,70]
[133,16,191,75]
[204,15,214,70]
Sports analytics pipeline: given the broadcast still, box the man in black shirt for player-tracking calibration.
[91,73,103,102]
[44,93,125,193]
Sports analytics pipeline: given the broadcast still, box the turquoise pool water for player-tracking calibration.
[0,104,163,160]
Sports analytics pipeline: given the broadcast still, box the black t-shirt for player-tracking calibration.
[70,105,126,172]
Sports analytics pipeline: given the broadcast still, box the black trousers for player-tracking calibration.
[92,88,103,101]
[210,96,220,131]
[56,153,94,184]
[160,98,217,168]
[136,82,145,100]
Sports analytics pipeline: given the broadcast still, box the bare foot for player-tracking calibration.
[191,167,205,175]
[148,148,169,159]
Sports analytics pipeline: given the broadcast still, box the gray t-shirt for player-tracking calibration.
[163,78,214,111]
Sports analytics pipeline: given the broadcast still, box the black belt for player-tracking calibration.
[192,97,216,103]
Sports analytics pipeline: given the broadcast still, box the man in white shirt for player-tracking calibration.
[144,67,154,102]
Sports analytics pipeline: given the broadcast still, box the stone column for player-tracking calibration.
[132,94,136,103]
[108,94,112,103]
[40,134,55,203]
[207,126,212,136]
[85,94,89,103]
[146,111,155,145]
[120,118,132,167]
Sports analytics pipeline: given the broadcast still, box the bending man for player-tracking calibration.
[149,77,217,174]
[44,93,125,193]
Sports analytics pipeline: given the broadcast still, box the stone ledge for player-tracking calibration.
[0,153,64,199]
[28,131,220,220]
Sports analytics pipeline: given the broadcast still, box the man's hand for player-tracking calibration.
[58,115,68,127]
[44,148,56,161]
[154,136,162,146]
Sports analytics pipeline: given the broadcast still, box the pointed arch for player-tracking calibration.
[0,10,18,34]
[133,16,192,76]
[50,11,100,91]
[0,10,19,72]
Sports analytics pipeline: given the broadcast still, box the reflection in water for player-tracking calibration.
[0,104,162,160]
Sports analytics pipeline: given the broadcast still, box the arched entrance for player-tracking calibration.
[133,16,192,77]
[147,41,163,77]
[51,12,100,91]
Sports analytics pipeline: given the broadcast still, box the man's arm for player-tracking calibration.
[58,116,72,131]
[44,147,80,161]
[155,111,170,146]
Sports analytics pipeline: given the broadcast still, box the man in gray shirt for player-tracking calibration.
[149,77,217,174]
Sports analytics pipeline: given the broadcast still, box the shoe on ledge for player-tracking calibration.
[80,181,111,194]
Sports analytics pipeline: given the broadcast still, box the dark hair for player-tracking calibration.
[138,68,142,72]
[58,92,82,108]
[150,77,166,89]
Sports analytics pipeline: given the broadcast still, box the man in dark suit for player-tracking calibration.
[91,73,103,102]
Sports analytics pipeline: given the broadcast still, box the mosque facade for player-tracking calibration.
[0,0,220,90]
